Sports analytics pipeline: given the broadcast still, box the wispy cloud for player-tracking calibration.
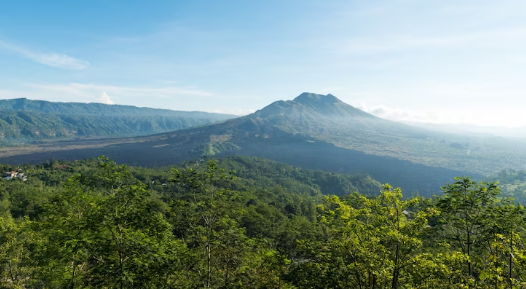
[333,28,526,54]
[356,102,526,128]
[28,83,213,98]
[211,108,256,116]
[340,35,461,53]
[356,103,462,124]
[0,82,215,107]
[0,40,90,70]
[0,83,265,115]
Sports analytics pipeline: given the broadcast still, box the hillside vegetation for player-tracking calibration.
[488,169,526,203]
[184,156,383,197]
[0,98,234,143]
[1,156,526,288]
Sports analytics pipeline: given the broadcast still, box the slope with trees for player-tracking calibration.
[2,156,526,288]
[0,98,234,144]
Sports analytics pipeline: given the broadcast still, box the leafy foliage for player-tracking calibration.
[1,156,526,288]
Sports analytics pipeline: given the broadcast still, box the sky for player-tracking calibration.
[1,0,526,127]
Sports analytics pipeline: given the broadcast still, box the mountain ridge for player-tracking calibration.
[252,92,376,120]
[1,92,525,195]
[0,98,236,143]
[0,98,235,117]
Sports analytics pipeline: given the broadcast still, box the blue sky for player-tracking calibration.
[1,0,526,127]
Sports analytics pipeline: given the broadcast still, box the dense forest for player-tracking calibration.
[488,169,526,204]
[1,156,526,288]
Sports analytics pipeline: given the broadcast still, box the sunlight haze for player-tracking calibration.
[1,0,525,127]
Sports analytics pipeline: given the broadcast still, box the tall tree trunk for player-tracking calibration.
[71,261,76,289]
[467,229,471,278]
[205,216,212,289]
[392,243,400,289]
[392,200,401,289]
[8,260,16,285]
[509,230,513,289]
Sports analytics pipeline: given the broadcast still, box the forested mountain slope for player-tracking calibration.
[1,93,525,195]
[0,98,234,143]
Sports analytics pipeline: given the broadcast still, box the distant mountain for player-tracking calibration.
[0,98,235,143]
[2,93,526,195]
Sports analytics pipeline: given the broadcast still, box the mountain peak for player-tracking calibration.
[293,92,341,105]
[251,92,376,120]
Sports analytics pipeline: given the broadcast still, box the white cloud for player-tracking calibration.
[0,40,89,70]
[356,103,458,124]
[34,53,90,70]
[28,83,213,98]
[97,92,114,105]
[211,108,256,116]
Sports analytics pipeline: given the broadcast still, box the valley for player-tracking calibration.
[1,93,524,195]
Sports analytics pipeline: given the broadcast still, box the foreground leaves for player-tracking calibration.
[2,158,526,288]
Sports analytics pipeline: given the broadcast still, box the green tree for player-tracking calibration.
[290,185,458,288]
[436,177,501,283]
[36,177,96,287]
[479,202,526,288]
[169,160,292,288]
[35,157,186,288]
[0,216,38,288]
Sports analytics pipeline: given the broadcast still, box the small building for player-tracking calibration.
[3,171,27,181]
[3,171,18,178]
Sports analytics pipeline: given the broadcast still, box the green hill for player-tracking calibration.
[0,98,235,143]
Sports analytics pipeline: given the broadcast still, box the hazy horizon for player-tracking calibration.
[5,94,526,130]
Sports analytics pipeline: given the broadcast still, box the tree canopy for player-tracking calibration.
[1,157,526,288]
